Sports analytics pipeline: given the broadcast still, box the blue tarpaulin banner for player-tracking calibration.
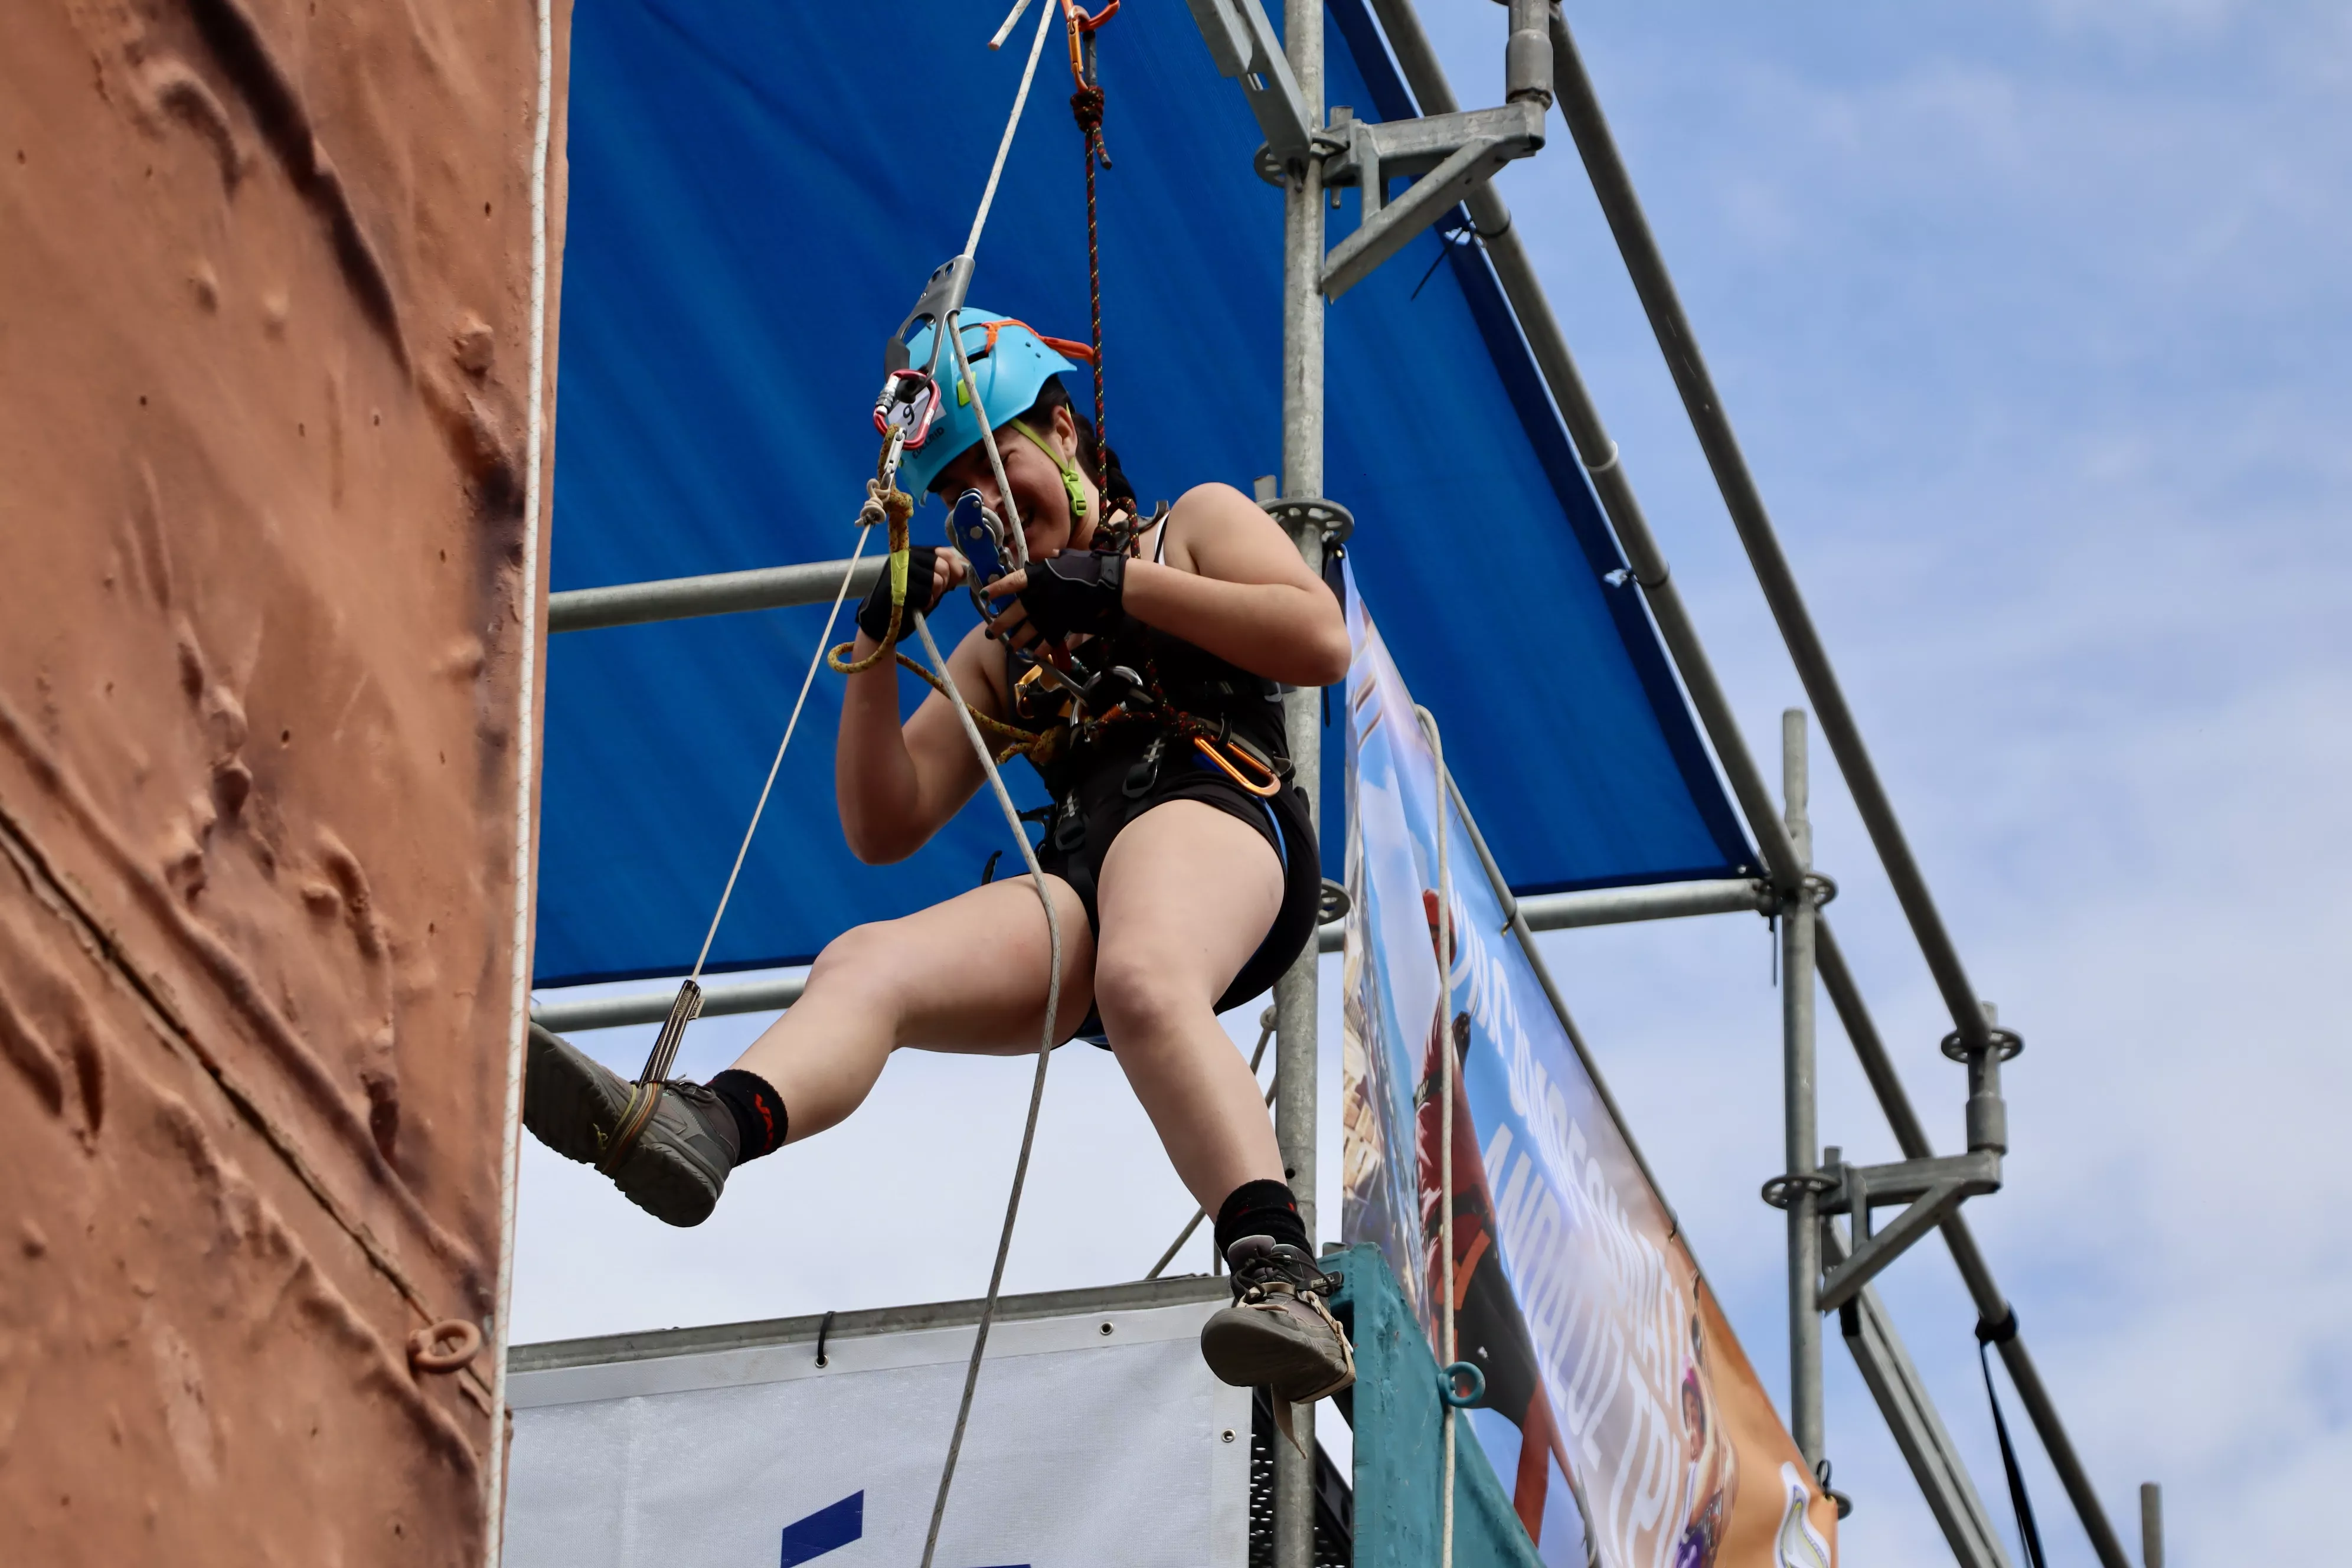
[1340,575,1835,1568]
[534,0,1751,986]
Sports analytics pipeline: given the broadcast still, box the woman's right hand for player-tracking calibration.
[853,545,971,643]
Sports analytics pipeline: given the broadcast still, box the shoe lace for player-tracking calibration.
[1233,1245,1338,1303]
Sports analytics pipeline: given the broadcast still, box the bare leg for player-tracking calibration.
[1091,799,1288,1210]
[725,873,1096,1141]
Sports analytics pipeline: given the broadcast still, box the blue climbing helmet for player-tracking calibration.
[894,311,1082,498]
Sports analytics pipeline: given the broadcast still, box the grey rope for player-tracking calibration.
[910,611,1065,1568]
[689,527,874,979]
[910,27,1068,1542]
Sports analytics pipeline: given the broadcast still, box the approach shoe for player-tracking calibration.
[1200,1236,1357,1403]
[524,1023,740,1227]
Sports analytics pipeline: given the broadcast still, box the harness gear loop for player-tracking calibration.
[1191,733,1283,797]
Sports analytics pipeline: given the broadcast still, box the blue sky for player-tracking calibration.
[1421,3,2350,1563]
[514,4,2349,1563]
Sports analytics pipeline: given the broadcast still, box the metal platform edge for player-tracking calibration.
[508,1272,1231,1374]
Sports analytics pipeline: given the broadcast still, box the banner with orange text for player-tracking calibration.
[1341,582,1838,1568]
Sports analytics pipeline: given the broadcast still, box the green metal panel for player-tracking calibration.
[1331,1245,1546,1568]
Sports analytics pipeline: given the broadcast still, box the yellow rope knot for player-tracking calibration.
[829,477,919,675]
[828,456,1048,760]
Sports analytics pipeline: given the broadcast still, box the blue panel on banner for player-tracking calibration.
[535,0,1752,985]
[1332,1247,1547,1568]
[776,1490,862,1566]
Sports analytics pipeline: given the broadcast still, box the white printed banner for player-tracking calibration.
[1340,579,1839,1568]
[503,1296,1250,1568]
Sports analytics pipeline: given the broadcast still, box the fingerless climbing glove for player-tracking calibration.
[855,545,941,643]
[1017,549,1127,642]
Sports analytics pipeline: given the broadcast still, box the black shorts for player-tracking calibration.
[1035,742,1322,1047]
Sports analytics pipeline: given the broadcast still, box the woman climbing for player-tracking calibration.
[524,313,1355,1402]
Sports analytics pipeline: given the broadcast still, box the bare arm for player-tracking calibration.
[990,482,1350,687]
[834,565,1012,863]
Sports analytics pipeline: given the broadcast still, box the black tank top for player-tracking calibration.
[1001,518,1292,806]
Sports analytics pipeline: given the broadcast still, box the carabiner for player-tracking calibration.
[1192,736,1283,798]
[873,368,942,449]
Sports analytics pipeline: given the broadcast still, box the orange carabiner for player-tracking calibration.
[1192,736,1283,798]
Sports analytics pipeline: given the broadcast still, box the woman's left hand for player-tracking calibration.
[987,551,1131,649]
[981,567,1044,652]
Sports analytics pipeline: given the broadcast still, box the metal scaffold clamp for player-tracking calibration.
[1186,0,1554,298]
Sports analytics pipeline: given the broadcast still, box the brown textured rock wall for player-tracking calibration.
[0,0,567,1561]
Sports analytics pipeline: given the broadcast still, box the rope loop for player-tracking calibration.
[829,475,918,677]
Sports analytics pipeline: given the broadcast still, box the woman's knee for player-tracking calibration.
[805,920,905,1002]
[1091,943,1216,1040]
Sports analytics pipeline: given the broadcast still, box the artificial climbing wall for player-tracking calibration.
[0,2,567,1563]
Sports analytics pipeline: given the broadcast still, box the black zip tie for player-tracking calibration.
[1976,1309,2048,1568]
[1409,213,1511,300]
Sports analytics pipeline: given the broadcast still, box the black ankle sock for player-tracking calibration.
[707,1069,787,1162]
[1213,1178,1309,1265]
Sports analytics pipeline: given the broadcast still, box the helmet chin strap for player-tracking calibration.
[1010,419,1090,525]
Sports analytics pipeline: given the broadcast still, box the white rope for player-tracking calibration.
[967,0,1059,262]
[672,0,1054,988]
[1417,703,1459,1568]
[910,612,1065,1568]
[688,528,876,978]
[486,0,555,1551]
[912,107,1069,1537]
[988,0,1034,51]
[946,313,1030,568]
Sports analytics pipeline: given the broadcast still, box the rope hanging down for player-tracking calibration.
[599,7,1108,1559]
[596,527,873,1172]
[607,0,1061,1139]
[1060,0,1118,481]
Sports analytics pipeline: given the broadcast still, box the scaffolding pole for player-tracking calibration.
[1361,0,1803,899]
[1543,6,1995,1058]
[1782,711,1824,1468]
[1817,922,2131,1568]
[1271,0,1327,1562]
[1359,4,2127,1557]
